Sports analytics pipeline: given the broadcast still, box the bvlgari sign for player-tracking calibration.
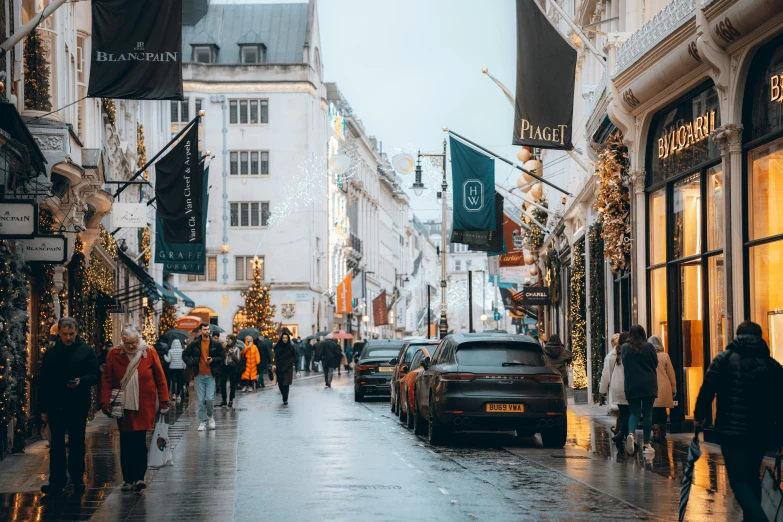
[0,200,38,238]
[657,111,716,159]
[21,235,67,264]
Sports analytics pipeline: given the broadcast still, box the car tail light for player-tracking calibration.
[440,373,475,382]
[357,365,377,372]
[528,374,563,383]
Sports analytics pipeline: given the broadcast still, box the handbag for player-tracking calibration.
[762,456,783,522]
[147,413,172,469]
[109,351,144,419]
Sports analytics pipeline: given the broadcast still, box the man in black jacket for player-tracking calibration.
[39,318,100,495]
[695,321,783,522]
[320,335,343,388]
[182,323,224,431]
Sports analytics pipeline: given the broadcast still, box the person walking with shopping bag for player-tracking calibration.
[599,332,630,446]
[100,325,169,492]
[648,334,676,442]
[272,330,297,404]
[621,325,658,456]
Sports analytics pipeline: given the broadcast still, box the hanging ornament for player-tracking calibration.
[524,252,536,265]
[529,264,540,277]
[516,174,527,189]
[530,182,543,201]
[522,159,542,183]
[517,148,532,164]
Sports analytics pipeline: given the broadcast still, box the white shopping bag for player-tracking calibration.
[147,414,172,469]
[762,457,783,522]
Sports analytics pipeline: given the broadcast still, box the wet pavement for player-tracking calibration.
[0,372,747,521]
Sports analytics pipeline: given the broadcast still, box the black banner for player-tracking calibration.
[512,0,576,150]
[452,194,505,253]
[88,0,183,100]
[156,167,209,273]
[155,122,202,244]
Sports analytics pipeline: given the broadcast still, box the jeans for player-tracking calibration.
[616,404,630,438]
[48,408,88,486]
[324,366,335,386]
[169,369,184,397]
[119,430,148,483]
[721,439,768,522]
[627,396,655,444]
[304,355,312,371]
[256,365,265,387]
[219,368,238,403]
[195,374,215,422]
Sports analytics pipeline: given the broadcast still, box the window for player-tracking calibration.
[241,45,259,64]
[455,260,461,271]
[193,46,213,64]
[170,100,189,137]
[188,256,218,282]
[76,34,87,141]
[229,151,269,176]
[229,99,268,124]
[236,256,264,281]
[230,202,269,227]
[466,260,472,270]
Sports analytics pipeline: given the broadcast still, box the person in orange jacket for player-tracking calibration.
[241,335,260,391]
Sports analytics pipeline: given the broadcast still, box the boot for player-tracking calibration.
[651,424,661,443]
[660,423,667,440]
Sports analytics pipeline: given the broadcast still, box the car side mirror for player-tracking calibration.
[353,354,360,362]
[389,358,398,366]
[422,357,431,370]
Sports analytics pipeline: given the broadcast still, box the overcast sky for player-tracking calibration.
[214,0,519,218]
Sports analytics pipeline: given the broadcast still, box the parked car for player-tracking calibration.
[412,333,567,447]
[399,347,432,428]
[354,340,405,401]
[390,339,440,416]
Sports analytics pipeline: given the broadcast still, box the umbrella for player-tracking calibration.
[191,324,224,335]
[161,329,188,346]
[330,330,353,340]
[315,330,330,337]
[679,428,703,522]
[237,328,261,341]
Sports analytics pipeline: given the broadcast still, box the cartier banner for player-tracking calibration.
[372,290,389,327]
[88,0,183,100]
[512,0,576,150]
[155,122,202,244]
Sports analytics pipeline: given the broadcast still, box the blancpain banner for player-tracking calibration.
[0,200,37,238]
[21,235,68,264]
[111,202,147,229]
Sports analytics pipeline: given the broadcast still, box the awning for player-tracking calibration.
[0,103,47,175]
[164,281,195,308]
[155,282,178,306]
[117,250,160,303]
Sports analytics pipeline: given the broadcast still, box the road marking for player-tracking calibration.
[439,488,449,495]
[407,463,415,468]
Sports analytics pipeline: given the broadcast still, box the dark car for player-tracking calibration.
[354,340,405,401]
[412,333,567,447]
[389,339,441,416]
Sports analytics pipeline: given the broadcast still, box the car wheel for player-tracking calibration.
[354,390,364,402]
[427,393,449,446]
[399,404,407,424]
[413,396,426,436]
[390,393,396,413]
[541,420,567,448]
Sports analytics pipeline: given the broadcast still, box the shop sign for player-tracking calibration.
[21,234,67,264]
[771,71,783,101]
[521,287,550,306]
[111,202,147,228]
[657,111,716,159]
[0,200,38,238]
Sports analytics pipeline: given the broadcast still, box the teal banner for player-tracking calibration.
[155,166,209,274]
[450,137,495,231]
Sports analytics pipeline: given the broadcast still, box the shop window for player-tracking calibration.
[706,166,724,251]
[649,188,666,265]
[708,255,726,362]
[649,267,667,349]
[680,261,703,417]
[748,138,783,242]
[749,241,783,364]
[673,173,702,259]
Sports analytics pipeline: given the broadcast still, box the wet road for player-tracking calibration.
[0,372,744,521]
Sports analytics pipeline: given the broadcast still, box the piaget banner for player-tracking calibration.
[512,0,576,150]
[88,0,183,100]
[450,137,495,231]
[155,122,202,244]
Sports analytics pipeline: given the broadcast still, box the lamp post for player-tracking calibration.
[419,140,448,339]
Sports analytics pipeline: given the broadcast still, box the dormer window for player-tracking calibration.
[240,44,266,64]
[192,45,216,63]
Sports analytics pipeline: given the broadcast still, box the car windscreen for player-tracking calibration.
[362,348,402,360]
[455,342,545,366]
[403,345,423,363]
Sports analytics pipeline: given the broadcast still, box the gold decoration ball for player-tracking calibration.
[530,182,544,201]
[529,265,539,277]
[516,149,532,164]
[516,174,527,189]
[524,252,536,265]
[522,159,542,183]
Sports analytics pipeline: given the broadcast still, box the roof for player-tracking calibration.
[182,3,310,64]
[448,333,539,345]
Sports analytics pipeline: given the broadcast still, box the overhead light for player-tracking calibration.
[411,154,425,197]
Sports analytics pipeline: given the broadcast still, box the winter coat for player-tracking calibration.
[319,340,343,368]
[648,336,677,408]
[297,341,309,359]
[543,341,573,382]
[100,347,169,432]
[182,337,224,378]
[694,335,783,442]
[621,342,658,400]
[39,336,101,414]
[259,339,274,368]
[166,339,185,370]
[274,341,297,386]
[241,344,260,381]
[599,349,627,405]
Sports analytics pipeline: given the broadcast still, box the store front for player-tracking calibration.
[743,33,783,366]
[645,81,724,430]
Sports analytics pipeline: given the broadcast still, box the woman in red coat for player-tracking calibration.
[100,325,169,492]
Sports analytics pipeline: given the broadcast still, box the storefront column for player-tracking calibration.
[630,170,646,327]
[712,124,743,341]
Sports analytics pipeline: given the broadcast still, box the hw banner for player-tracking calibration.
[336,273,353,314]
[372,290,389,326]
[88,0,183,100]
[155,122,202,244]
[450,137,495,231]
[512,0,577,150]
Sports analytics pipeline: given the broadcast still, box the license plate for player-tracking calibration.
[486,403,524,412]
[378,367,394,372]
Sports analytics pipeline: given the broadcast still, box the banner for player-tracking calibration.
[155,122,202,244]
[155,167,209,274]
[450,137,495,231]
[336,273,353,314]
[512,0,577,150]
[498,213,525,266]
[372,290,389,326]
[452,194,504,252]
[88,0,183,100]
[499,288,518,313]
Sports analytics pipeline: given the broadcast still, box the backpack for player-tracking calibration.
[237,350,247,375]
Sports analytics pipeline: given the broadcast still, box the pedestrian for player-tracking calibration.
[182,323,224,431]
[97,340,112,373]
[303,338,313,372]
[219,334,243,407]
[100,325,169,492]
[155,340,171,386]
[313,338,324,373]
[344,343,353,373]
[543,334,573,385]
[337,341,343,377]
[38,317,101,495]
[297,337,308,373]
[599,332,630,445]
[258,336,274,387]
[272,330,297,404]
[240,336,260,391]
[167,338,185,403]
[648,334,676,442]
[621,325,658,456]
[320,334,342,388]
[695,321,783,522]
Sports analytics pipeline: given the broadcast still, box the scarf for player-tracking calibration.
[120,343,148,411]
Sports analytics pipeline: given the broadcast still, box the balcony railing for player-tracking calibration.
[350,233,363,254]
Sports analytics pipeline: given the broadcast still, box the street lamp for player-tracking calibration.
[480,313,488,322]
[362,315,370,323]
[411,154,425,197]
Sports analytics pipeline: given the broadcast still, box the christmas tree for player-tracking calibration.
[23,31,52,111]
[159,302,178,335]
[142,307,157,346]
[238,258,276,339]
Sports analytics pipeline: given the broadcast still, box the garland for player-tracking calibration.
[159,302,178,335]
[588,222,606,402]
[523,195,548,251]
[593,135,631,273]
[35,210,57,357]
[101,98,116,126]
[544,242,561,305]
[142,307,157,346]
[23,30,52,111]
[570,238,587,390]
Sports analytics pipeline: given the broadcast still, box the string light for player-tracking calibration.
[159,302,178,335]
[101,98,116,126]
[588,222,605,401]
[570,238,587,390]
[237,259,277,339]
[593,134,631,273]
